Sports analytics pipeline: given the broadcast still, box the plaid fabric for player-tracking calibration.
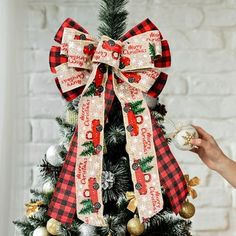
[105,71,115,118]
[55,78,85,102]
[147,72,168,98]
[120,18,163,41]
[47,128,78,225]
[120,19,171,68]
[155,40,171,68]
[152,117,188,214]
[54,18,88,44]
[49,46,68,73]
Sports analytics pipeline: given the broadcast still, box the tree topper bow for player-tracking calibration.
[48,18,188,227]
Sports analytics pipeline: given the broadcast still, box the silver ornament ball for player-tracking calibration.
[33,227,49,236]
[42,180,55,193]
[79,223,97,236]
[46,145,63,166]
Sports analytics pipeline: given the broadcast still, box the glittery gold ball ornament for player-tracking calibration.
[66,109,78,126]
[179,200,195,219]
[127,216,145,236]
[33,227,49,236]
[173,125,198,151]
[46,218,61,235]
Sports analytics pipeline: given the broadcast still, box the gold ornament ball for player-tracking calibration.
[46,218,61,235]
[66,110,78,126]
[127,217,145,236]
[179,200,195,219]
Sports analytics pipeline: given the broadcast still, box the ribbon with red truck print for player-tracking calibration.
[47,18,188,227]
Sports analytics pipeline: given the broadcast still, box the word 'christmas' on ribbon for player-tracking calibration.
[47,18,188,227]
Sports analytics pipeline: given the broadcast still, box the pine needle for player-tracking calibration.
[98,0,129,39]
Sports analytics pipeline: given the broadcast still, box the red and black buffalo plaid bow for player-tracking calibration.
[47,18,188,225]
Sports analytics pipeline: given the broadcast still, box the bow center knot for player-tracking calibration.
[92,36,123,69]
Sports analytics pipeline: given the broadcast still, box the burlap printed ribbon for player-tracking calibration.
[47,18,188,226]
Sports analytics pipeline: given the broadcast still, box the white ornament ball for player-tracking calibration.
[143,94,157,109]
[79,223,96,236]
[33,227,49,236]
[46,145,63,166]
[173,125,199,151]
[42,180,55,193]
[46,218,61,235]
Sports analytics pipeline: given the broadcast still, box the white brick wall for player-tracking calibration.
[22,0,236,235]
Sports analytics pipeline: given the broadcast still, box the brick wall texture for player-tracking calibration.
[23,0,236,235]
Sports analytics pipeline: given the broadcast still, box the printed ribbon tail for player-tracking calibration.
[113,71,163,222]
[75,64,108,226]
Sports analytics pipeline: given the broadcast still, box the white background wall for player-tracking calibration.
[0,0,25,235]
[14,0,236,235]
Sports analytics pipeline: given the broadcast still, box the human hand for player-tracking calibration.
[190,126,227,172]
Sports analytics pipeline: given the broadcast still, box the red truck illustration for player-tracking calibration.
[83,177,101,212]
[102,39,122,60]
[83,43,96,57]
[132,159,151,195]
[123,103,143,136]
[123,72,141,83]
[86,119,103,154]
[84,65,106,97]
[94,67,105,96]
[119,56,130,69]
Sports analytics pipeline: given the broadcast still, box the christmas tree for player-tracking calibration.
[14,0,193,235]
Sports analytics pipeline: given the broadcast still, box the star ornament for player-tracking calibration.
[182,131,197,146]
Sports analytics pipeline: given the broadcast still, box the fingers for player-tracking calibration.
[192,125,212,141]
[190,147,199,154]
[190,138,208,148]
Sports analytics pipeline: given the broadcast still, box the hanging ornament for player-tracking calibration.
[179,174,200,219]
[79,223,97,236]
[46,218,61,235]
[179,199,195,219]
[33,227,49,236]
[127,215,145,236]
[102,171,115,190]
[42,180,55,193]
[172,125,199,151]
[66,109,78,126]
[46,145,63,166]
[25,201,44,217]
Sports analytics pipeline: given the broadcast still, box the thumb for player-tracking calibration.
[190,138,207,148]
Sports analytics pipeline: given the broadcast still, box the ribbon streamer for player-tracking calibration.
[126,192,138,213]
[47,18,188,227]
[185,174,200,199]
